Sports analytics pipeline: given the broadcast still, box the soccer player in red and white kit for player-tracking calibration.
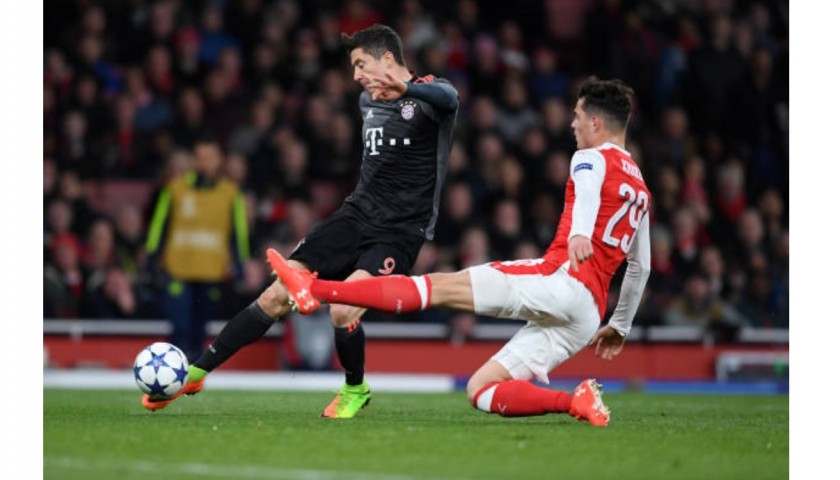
[268,78,651,426]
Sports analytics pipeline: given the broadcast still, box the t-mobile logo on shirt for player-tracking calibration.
[365,127,412,156]
[365,127,384,155]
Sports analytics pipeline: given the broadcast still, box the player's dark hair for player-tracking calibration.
[340,24,406,65]
[577,78,635,131]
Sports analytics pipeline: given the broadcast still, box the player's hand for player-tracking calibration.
[568,235,593,272]
[369,71,408,101]
[590,325,626,361]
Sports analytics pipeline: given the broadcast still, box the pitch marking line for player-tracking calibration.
[45,456,482,480]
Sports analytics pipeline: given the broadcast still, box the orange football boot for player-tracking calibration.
[266,248,320,314]
[141,377,205,411]
[569,379,611,426]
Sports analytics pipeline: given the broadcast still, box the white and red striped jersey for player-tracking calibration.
[541,142,652,322]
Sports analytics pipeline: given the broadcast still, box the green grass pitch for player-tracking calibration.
[44,389,788,480]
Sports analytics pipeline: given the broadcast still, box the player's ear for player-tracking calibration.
[382,50,394,67]
[591,114,602,132]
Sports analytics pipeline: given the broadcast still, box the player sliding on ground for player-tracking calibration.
[267,78,651,426]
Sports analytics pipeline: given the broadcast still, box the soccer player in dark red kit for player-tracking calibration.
[268,78,650,426]
[142,24,459,418]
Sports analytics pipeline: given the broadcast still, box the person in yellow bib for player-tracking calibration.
[145,134,250,362]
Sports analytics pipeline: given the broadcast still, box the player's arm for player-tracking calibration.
[567,150,606,272]
[229,191,250,282]
[369,72,459,112]
[608,213,651,335]
[145,187,172,257]
[592,214,652,360]
[404,80,459,112]
[232,192,250,263]
[143,186,173,279]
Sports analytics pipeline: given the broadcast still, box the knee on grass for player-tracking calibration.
[466,377,492,406]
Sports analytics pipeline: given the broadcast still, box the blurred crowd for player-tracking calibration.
[43,0,789,340]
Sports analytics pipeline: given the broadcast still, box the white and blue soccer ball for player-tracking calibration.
[133,342,189,398]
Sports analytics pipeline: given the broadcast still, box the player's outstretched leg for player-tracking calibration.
[142,288,287,411]
[468,375,610,426]
[569,379,611,426]
[141,368,206,411]
[266,248,320,313]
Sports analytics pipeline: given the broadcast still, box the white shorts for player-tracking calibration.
[468,259,601,384]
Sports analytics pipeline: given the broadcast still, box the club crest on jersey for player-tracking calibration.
[400,101,416,120]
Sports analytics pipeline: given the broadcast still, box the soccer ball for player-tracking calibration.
[133,342,189,398]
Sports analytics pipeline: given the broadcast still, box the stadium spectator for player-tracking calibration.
[671,206,707,276]
[684,14,747,135]
[541,150,571,203]
[199,3,240,66]
[648,224,680,300]
[663,273,746,341]
[124,66,172,134]
[173,27,204,88]
[203,69,244,146]
[652,165,682,227]
[45,198,81,261]
[758,188,786,245]
[529,46,569,104]
[113,203,146,276]
[82,218,116,275]
[529,192,561,250]
[44,235,87,319]
[395,0,439,53]
[488,198,525,260]
[517,126,550,187]
[227,100,275,158]
[56,169,96,238]
[44,158,59,202]
[541,97,576,155]
[698,245,728,300]
[69,74,110,143]
[435,181,475,249]
[496,76,540,144]
[145,45,175,98]
[80,267,140,319]
[681,154,712,226]
[732,208,772,276]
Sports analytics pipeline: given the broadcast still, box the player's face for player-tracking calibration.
[572,98,596,149]
[350,48,387,94]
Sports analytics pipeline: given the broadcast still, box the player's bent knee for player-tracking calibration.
[257,283,288,317]
[465,376,488,404]
[329,304,361,327]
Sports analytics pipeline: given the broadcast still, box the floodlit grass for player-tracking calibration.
[44,389,788,480]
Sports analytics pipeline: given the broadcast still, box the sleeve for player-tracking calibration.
[404,80,459,113]
[145,187,172,255]
[232,191,250,262]
[607,213,652,336]
[568,149,606,240]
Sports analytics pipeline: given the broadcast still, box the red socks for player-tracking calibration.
[472,380,572,417]
[310,275,431,314]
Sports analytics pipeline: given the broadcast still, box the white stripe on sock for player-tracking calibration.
[411,276,429,309]
[475,384,498,413]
